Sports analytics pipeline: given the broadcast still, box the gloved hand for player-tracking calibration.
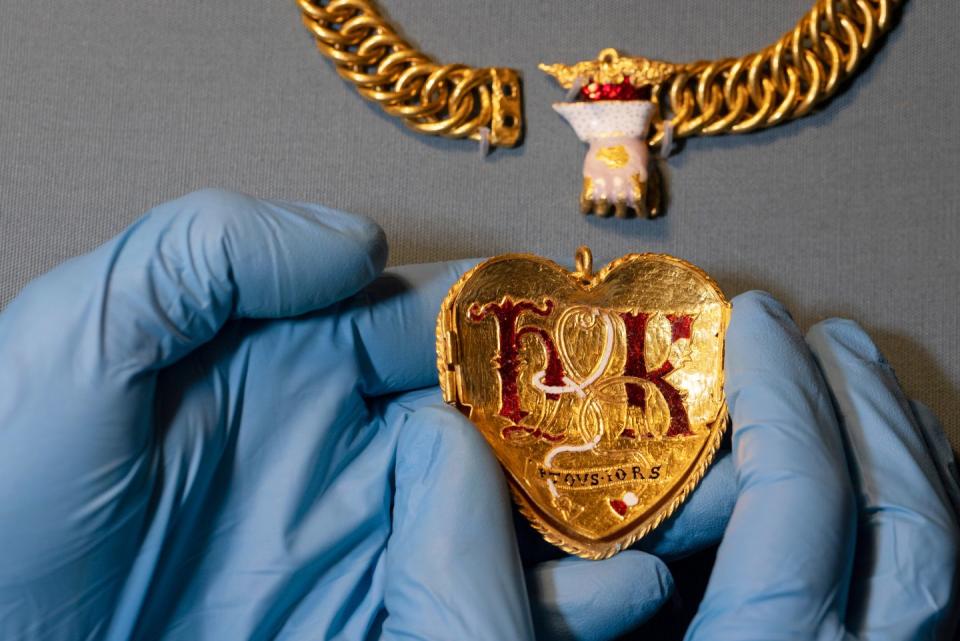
[684,292,960,640]
[0,189,734,641]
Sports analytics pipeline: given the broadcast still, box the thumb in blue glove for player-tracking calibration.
[0,190,533,640]
[686,292,959,640]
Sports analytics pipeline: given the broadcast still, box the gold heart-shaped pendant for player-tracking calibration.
[436,247,730,559]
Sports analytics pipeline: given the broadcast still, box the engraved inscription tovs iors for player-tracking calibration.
[437,247,730,559]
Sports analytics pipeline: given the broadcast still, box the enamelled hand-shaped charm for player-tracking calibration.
[541,49,678,218]
[437,247,730,558]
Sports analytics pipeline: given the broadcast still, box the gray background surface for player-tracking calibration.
[1,0,958,450]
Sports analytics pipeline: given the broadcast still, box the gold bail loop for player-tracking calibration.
[574,246,594,281]
[598,48,620,64]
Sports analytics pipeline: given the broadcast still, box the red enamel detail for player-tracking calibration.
[620,428,637,439]
[621,311,650,409]
[517,326,566,400]
[468,298,563,423]
[668,314,694,341]
[581,80,640,101]
[619,311,694,437]
[580,79,652,102]
[501,425,526,439]
[610,499,629,516]
[501,425,566,443]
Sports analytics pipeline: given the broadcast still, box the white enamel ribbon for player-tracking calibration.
[531,310,615,399]
[531,308,616,498]
[545,435,603,498]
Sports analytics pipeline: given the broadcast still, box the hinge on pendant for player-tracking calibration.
[440,307,463,404]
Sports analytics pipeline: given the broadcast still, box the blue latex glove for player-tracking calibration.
[686,292,960,640]
[0,190,735,641]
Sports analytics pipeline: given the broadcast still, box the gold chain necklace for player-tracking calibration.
[297,0,900,216]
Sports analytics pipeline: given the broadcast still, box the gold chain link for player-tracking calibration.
[296,0,899,149]
[650,0,898,145]
[295,0,522,146]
